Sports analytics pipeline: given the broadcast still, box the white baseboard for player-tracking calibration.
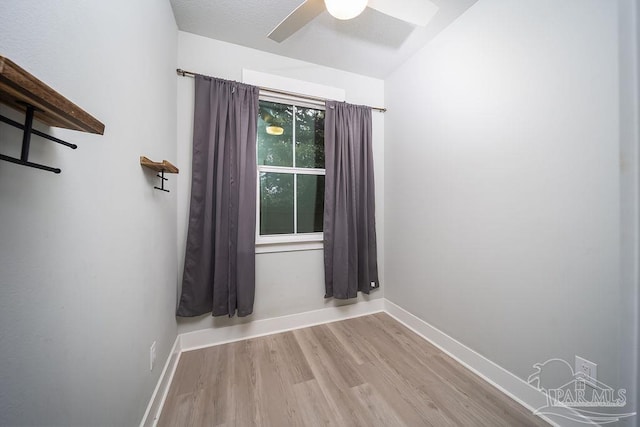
[140,335,182,427]
[383,299,596,427]
[141,298,594,427]
[178,299,385,351]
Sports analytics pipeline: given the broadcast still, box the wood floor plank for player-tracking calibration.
[353,315,504,424]
[270,331,315,384]
[309,325,365,388]
[291,379,335,427]
[363,314,538,426]
[356,359,453,426]
[156,392,195,427]
[349,382,408,426]
[293,326,376,427]
[255,335,307,426]
[371,313,548,426]
[158,314,549,426]
[326,320,372,365]
[230,339,259,426]
[344,314,496,423]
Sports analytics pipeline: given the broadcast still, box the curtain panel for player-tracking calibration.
[177,75,259,318]
[323,101,380,299]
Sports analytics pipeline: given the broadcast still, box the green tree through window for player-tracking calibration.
[257,100,325,237]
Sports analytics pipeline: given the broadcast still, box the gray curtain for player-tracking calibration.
[323,101,380,299]
[177,75,259,318]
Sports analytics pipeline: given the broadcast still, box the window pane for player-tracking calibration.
[297,174,325,233]
[258,101,293,167]
[260,172,294,235]
[295,107,325,169]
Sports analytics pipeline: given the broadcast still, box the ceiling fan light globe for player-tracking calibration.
[324,0,368,20]
[266,125,284,136]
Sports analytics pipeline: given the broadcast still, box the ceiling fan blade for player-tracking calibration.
[367,0,439,27]
[268,0,326,43]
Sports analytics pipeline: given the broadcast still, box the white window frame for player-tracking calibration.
[255,93,326,253]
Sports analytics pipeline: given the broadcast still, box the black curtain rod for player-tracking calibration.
[176,68,386,113]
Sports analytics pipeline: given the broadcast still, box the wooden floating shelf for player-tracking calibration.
[0,55,105,174]
[140,156,178,193]
[140,156,179,174]
[0,55,105,135]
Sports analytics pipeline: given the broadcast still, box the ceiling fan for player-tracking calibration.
[268,0,439,43]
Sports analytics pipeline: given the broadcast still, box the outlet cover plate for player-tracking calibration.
[575,355,597,385]
[150,341,157,371]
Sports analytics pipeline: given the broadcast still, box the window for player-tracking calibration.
[256,98,325,248]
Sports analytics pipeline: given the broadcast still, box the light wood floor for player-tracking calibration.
[158,313,548,426]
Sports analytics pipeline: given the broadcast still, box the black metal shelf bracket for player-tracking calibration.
[154,170,170,192]
[0,103,78,174]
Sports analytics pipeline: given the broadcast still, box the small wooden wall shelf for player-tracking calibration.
[140,156,179,192]
[0,55,105,173]
[140,156,179,173]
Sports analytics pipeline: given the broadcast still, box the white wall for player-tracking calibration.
[176,32,385,334]
[385,0,633,397]
[0,1,178,425]
[618,0,640,416]
[636,0,640,414]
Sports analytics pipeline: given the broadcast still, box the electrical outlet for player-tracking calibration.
[150,341,157,371]
[575,355,597,384]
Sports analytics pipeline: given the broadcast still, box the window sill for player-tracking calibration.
[256,240,323,254]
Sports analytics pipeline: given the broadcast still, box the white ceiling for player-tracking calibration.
[170,0,478,79]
